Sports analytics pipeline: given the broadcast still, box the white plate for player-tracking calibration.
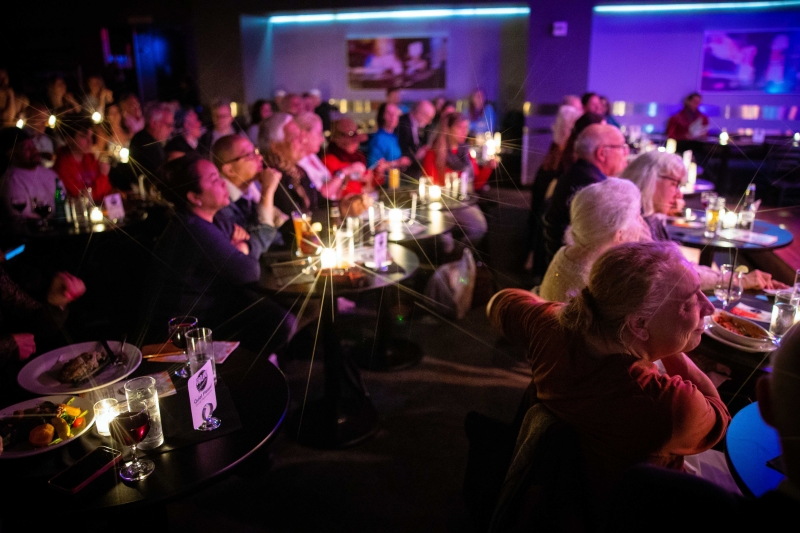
[0,395,95,459]
[703,318,777,353]
[18,341,142,395]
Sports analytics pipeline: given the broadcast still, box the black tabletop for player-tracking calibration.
[0,347,288,512]
[667,219,793,253]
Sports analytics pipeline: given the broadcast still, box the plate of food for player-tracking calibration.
[704,311,777,351]
[17,341,142,395]
[0,395,95,458]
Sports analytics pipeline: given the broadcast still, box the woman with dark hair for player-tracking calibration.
[146,155,288,343]
[247,99,273,144]
[53,117,113,201]
[467,88,496,138]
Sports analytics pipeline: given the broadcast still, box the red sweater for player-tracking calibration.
[53,147,112,201]
[421,147,493,190]
[322,145,383,197]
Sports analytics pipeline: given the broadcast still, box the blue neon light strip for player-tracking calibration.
[595,1,800,14]
[269,7,530,24]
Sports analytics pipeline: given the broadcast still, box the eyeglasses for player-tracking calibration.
[224,148,260,165]
[658,175,686,188]
[601,144,630,153]
[337,129,363,138]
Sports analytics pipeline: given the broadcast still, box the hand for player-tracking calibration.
[397,156,412,169]
[742,270,788,290]
[231,224,250,243]
[345,162,366,178]
[259,167,282,194]
[233,241,250,255]
[13,333,36,361]
[47,272,86,308]
[415,147,428,160]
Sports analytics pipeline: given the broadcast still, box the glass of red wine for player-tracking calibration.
[168,316,199,378]
[31,198,52,229]
[111,401,155,481]
[10,197,26,215]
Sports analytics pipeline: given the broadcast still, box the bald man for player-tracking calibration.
[397,100,436,166]
[542,124,630,265]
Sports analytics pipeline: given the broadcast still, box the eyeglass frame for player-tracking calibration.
[223,148,261,165]
[600,143,630,153]
[658,174,686,189]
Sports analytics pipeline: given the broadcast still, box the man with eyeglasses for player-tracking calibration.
[543,123,630,267]
[322,118,386,197]
[211,134,284,257]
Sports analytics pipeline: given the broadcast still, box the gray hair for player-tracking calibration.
[569,178,642,248]
[294,112,321,132]
[143,102,173,126]
[559,241,686,348]
[621,151,686,216]
[574,123,608,161]
[258,112,293,151]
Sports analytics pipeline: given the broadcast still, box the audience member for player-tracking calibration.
[322,118,383,198]
[94,101,131,158]
[467,88,496,138]
[581,92,604,115]
[428,99,456,139]
[119,93,144,134]
[539,179,646,302]
[386,87,408,114]
[278,93,303,116]
[199,98,240,155]
[0,128,61,220]
[82,75,113,115]
[311,89,333,133]
[366,102,410,172]
[247,99,273,144]
[542,123,628,265]
[45,76,80,116]
[397,100,436,177]
[147,155,292,346]
[0,70,17,127]
[558,112,606,174]
[53,118,112,201]
[302,91,321,114]
[128,102,174,188]
[489,241,730,508]
[622,151,784,291]
[212,134,282,257]
[599,95,621,129]
[667,92,709,141]
[23,102,56,168]
[296,112,343,199]
[165,107,202,160]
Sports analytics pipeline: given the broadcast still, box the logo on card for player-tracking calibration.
[195,370,208,392]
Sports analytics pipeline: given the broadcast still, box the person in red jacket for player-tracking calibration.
[422,111,496,191]
[54,117,112,201]
[666,92,709,141]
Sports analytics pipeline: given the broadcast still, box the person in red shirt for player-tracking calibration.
[53,117,112,201]
[322,117,386,198]
[666,92,709,141]
[422,112,496,191]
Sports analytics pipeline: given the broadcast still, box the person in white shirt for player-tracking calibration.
[23,102,56,168]
[1,129,60,220]
[295,112,347,200]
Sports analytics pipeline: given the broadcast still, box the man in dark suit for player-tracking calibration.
[126,102,174,190]
[397,100,436,179]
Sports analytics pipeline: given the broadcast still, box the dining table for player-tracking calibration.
[725,402,784,497]
[666,218,793,267]
[0,344,289,523]
[254,243,420,448]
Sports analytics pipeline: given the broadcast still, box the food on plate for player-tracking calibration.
[58,350,109,383]
[713,312,771,340]
[1,398,88,450]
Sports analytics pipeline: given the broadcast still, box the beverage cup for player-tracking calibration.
[737,210,755,231]
[291,211,308,256]
[124,376,164,449]
[770,289,800,339]
[704,197,724,238]
[187,328,216,384]
[389,168,400,189]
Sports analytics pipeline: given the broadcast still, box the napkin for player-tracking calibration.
[717,229,778,246]
[142,341,240,364]
[730,303,772,323]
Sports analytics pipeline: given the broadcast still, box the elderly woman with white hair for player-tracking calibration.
[539,179,647,302]
[295,112,349,200]
[622,151,785,291]
[489,240,730,508]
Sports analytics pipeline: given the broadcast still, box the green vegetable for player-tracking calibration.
[48,438,62,446]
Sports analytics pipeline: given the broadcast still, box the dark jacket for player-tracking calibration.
[215,198,280,257]
[396,113,428,178]
[129,129,166,188]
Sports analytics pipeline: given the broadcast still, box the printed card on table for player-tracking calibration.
[103,193,125,220]
[188,360,217,429]
[374,231,388,268]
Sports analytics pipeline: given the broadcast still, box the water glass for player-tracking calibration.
[124,376,164,450]
[770,289,800,339]
[714,265,743,309]
[187,327,216,384]
[737,209,756,231]
[700,191,718,211]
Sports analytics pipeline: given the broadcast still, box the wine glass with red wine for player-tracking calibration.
[111,400,155,481]
[31,198,52,229]
[10,197,26,214]
[168,316,198,378]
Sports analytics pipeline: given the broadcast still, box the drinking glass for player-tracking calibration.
[168,316,198,379]
[714,265,743,309]
[700,191,717,211]
[292,211,310,256]
[10,196,26,215]
[111,400,155,481]
[770,289,800,340]
[186,327,216,384]
[124,376,163,450]
[704,197,724,238]
[32,198,52,229]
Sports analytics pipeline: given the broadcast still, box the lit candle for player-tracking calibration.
[665,138,677,153]
[410,193,417,222]
[719,131,729,146]
[722,210,738,229]
[48,115,57,128]
[493,132,501,152]
[346,231,355,266]
[682,150,692,169]
[379,201,385,221]
[90,206,103,223]
[335,232,345,267]
[460,173,469,198]
[451,177,460,197]
[388,208,403,232]
[419,178,427,200]
[368,206,375,234]
[93,398,119,437]
[91,111,103,124]
[15,118,24,129]
[685,208,692,220]
[794,132,800,142]
[429,185,441,201]
[320,247,337,269]
[119,147,130,164]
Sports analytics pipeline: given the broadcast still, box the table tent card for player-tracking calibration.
[188,360,217,430]
[103,193,125,220]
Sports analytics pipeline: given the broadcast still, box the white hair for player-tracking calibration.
[569,178,643,249]
[552,105,583,148]
[294,112,321,132]
[258,112,293,150]
[143,102,173,126]
[620,151,686,216]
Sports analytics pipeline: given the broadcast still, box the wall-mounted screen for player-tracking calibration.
[347,36,447,89]
[701,29,800,94]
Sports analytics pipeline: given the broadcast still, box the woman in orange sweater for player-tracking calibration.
[422,112,495,191]
[421,112,493,245]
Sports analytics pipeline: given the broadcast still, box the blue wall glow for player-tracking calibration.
[269,7,530,25]
[595,2,800,14]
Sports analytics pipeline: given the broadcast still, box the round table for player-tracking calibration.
[666,219,793,266]
[0,346,288,517]
[255,244,420,448]
[725,402,784,497]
